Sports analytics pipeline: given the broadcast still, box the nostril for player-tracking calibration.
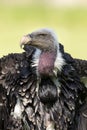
[29,34,33,38]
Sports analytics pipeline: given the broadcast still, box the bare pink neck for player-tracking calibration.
[38,51,56,76]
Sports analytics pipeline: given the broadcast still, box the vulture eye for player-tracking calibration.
[38,33,47,37]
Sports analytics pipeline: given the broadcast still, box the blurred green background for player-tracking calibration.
[0,0,87,59]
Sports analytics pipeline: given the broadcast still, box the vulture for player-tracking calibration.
[0,28,87,130]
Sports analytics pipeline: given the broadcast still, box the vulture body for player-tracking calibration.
[74,59,87,77]
[0,28,87,130]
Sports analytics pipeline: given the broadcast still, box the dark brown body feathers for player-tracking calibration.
[0,44,87,130]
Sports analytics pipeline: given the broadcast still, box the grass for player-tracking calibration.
[0,4,87,59]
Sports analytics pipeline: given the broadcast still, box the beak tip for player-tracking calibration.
[20,35,31,49]
[20,35,26,48]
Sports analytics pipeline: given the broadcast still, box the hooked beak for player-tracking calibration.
[20,34,32,48]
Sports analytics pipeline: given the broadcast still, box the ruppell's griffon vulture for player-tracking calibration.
[0,28,87,130]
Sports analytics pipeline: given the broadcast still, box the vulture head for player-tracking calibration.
[20,28,65,76]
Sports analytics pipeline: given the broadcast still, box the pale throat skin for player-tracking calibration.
[20,28,65,76]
